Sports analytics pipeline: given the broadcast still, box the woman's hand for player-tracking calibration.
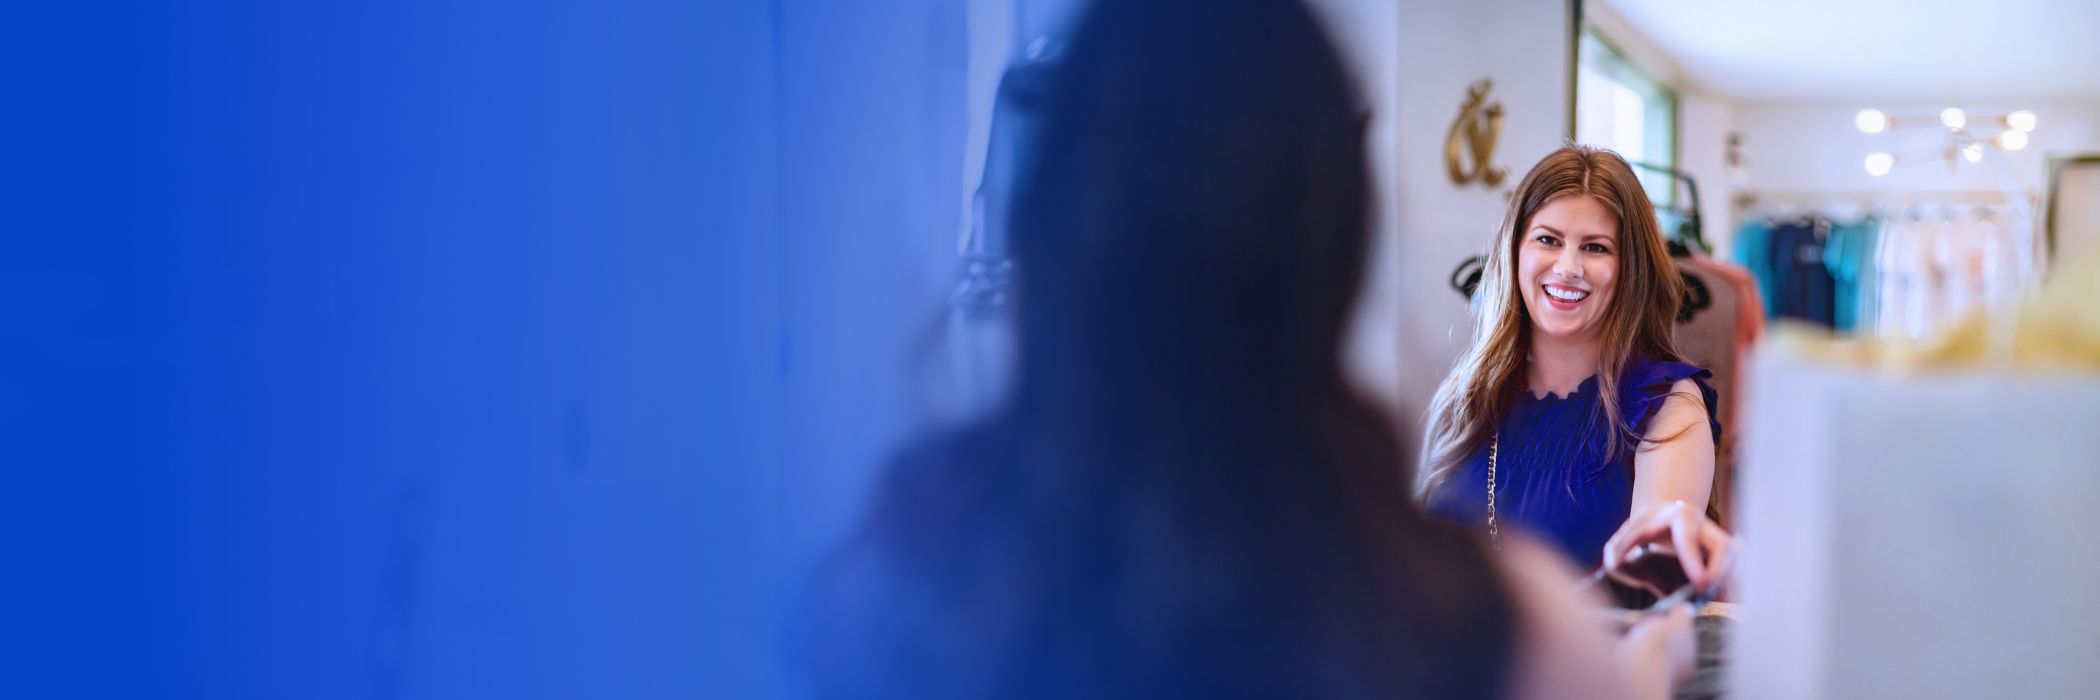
[1602,500,1735,595]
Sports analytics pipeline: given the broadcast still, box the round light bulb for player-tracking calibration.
[2007,110,2037,132]
[1963,143,1985,162]
[1855,108,1889,133]
[1999,129,2029,151]
[1942,107,1967,130]
[1864,151,1895,176]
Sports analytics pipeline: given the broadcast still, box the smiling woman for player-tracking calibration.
[1520,195,1621,343]
[1419,145,1731,595]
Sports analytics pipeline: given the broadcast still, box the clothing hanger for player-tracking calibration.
[1451,254,1487,300]
[1678,270,1712,322]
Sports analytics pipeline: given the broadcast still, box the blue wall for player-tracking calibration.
[0,1,966,697]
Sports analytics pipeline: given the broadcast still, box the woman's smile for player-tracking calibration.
[1543,282,1591,310]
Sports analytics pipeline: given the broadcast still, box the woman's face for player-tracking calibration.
[1516,195,1620,344]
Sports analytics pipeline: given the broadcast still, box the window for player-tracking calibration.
[1576,27,1677,207]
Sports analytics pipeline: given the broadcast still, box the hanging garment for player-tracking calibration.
[1935,215,1983,328]
[1709,259,1766,362]
[1674,255,1748,528]
[1734,221,1776,317]
[1674,256,1745,423]
[1713,257,1764,530]
[1823,219,1880,333]
[1767,221,1837,327]
[1977,210,2021,304]
[1954,211,2022,314]
[1874,217,1918,338]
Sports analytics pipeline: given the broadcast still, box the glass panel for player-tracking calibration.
[1576,27,1678,208]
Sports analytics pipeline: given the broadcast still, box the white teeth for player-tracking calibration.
[1546,286,1588,302]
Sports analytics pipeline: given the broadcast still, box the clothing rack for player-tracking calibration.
[1732,188,2045,339]
[1734,189,2034,215]
[1733,189,2040,260]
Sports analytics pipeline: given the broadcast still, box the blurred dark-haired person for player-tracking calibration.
[800,2,1696,698]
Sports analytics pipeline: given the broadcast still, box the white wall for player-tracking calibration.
[1736,359,2100,700]
[1313,0,1572,462]
[1678,91,1740,251]
[776,0,971,569]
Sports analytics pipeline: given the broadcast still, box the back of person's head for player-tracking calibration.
[806,1,1513,697]
[1011,0,1370,428]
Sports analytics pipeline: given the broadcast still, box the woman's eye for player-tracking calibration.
[1583,243,1610,254]
[1535,234,1559,246]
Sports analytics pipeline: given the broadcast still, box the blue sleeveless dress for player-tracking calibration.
[1426,356,1719,569]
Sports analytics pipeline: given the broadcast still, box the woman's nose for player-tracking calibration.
[1554,247,1583,279]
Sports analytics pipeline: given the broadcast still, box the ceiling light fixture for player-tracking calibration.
[1864,152,1895,177]
[1855,108,1888,134]
[1853,107,2035,174]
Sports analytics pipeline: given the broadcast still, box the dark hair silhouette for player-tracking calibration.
[803,1,1513,697]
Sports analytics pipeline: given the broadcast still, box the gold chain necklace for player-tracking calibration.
[1486,431,1500,549]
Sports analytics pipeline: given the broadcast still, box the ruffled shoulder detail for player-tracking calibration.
[1617,355,1721,450]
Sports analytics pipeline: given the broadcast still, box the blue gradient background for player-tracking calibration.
[0,1,966,696]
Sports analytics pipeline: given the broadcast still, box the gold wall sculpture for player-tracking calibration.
[1445,79,1508,188]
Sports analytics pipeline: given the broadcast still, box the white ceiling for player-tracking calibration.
[1601,0,2100,101]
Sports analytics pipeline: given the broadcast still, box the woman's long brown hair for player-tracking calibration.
[1418,145,1689,498]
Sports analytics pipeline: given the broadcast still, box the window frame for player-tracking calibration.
[1575,24,1680,209]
